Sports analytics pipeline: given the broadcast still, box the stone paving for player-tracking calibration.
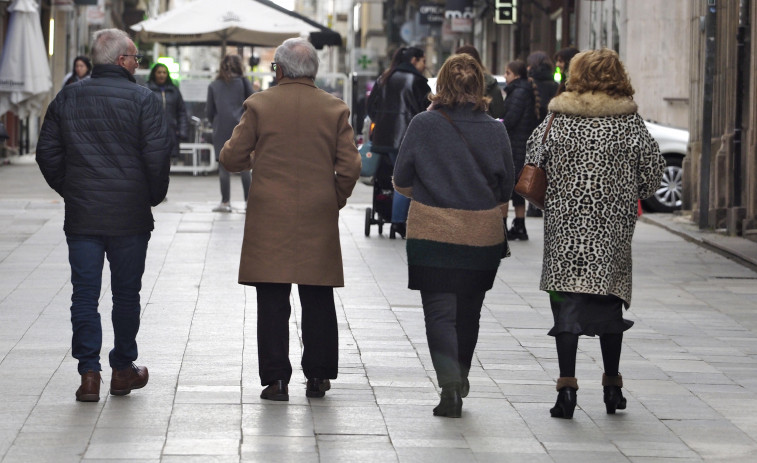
[1,162,757,462]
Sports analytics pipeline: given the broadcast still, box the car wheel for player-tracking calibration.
[643,155,683,213]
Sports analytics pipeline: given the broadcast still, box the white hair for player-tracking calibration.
[273,38,319,79]
[91,29,132,66]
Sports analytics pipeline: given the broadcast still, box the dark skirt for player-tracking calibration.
[548,291,633,337]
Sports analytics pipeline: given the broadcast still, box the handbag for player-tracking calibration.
[514,113,555,210]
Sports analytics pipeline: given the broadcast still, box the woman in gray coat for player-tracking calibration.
[207,54,254,212]
[526,49,665,420]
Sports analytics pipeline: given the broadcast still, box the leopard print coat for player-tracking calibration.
[525,91,665,308]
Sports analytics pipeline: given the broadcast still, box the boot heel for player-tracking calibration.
[550,387,577,419]
[602,374,626,415]
[433,384,462,418]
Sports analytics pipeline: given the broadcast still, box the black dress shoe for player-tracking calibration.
[260,380,289,401]
[433,384,462,418]
[306,378,331,398]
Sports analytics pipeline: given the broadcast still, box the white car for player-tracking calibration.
[643,121,688,212]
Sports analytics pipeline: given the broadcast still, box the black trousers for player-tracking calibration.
[255,283,338,386]
[420,290,486,388]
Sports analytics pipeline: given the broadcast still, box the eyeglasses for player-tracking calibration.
[122,54,144,64]
[270,62,279,72]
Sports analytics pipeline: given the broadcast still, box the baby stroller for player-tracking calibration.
[364,152,403,239]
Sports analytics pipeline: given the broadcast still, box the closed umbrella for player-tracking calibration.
[131,0,341,49]
[0,0,52,118]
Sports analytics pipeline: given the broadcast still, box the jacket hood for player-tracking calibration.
[92,64,136,83]
[548,91,638,117]
[504,78,531,94]
[395,62,428,81]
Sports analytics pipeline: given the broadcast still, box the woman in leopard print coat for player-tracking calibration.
[525,49,665,420]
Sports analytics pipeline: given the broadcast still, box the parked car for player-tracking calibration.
[643,120,688,213]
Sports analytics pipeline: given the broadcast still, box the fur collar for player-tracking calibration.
[548,91,638,117]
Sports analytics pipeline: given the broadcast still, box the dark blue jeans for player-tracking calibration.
[66,232,150,374]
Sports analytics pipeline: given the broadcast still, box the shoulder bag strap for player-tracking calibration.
[541,112,556,144]
[437,109,485,175]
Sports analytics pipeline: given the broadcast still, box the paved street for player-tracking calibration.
[1,160,757,462]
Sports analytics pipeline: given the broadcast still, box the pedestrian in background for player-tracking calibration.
[36,28,172,402]
[146,63,188,161]
[393,53,514,418]
[62,56,92,88]
[455,44,505,119]
[220,38,361,401]
[366,46,431,238]
[501,60,539,241]
[525,50,560,218]
[525,48,665,419]
[554,47,581,95]
[207,54,254,212]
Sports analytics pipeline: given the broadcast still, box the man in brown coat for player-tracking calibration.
[220,38,361,401]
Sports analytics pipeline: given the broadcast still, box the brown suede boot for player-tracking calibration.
[76,371,101,402]
[110,364,149,396]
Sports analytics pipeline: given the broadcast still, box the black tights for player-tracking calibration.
[555,332,623,377]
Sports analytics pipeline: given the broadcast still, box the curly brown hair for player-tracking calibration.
[217,54,244,82]
[566,48,634,98]
[429,54,489,112]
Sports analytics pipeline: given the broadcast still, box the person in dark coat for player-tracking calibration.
[36,28,172,403]
[207,54,254,212]
[525,49,665,420]
[62,56,92,88]
[220,38,361,401]
[393,54,514,418]
[502,60,539,241]
[455,45,505,119]
[525,51,561,217]
[366,46,431,237]
[146,63,188,160]
[554,47,581,95]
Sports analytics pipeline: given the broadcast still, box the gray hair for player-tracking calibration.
[91,29,132,65]
[274,38,319,79]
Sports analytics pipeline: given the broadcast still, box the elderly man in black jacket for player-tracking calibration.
[36,28,172,403]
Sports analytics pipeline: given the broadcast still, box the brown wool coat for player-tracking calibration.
[219,77,361,287]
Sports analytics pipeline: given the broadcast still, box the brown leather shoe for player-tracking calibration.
[110,364,149,396]
[76,371,101,402]
[260,380,289,401]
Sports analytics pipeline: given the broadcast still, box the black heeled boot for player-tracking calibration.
[507,218,528,241]
[603,373,627,414]
[461,376,470,398]
[550,377,578,419]
[433,383,462,418]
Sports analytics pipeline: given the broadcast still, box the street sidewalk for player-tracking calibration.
[1,161,757,462]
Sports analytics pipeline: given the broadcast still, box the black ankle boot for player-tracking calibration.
[433,383,462,418]
[603,374,626,414]
[550,377,578,419]
[461,376,470,398]
[507,218,528,241]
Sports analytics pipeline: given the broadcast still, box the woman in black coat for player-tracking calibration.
[146,63,188,160]
[502,60,539,241]
[366,46,431,237]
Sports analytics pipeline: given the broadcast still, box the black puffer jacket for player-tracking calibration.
[146,81,188,158]
[37,64,172,236]
[502,78,538,166]
[366,63,431,152]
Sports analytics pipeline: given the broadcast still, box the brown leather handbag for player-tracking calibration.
[514,113,555,210]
